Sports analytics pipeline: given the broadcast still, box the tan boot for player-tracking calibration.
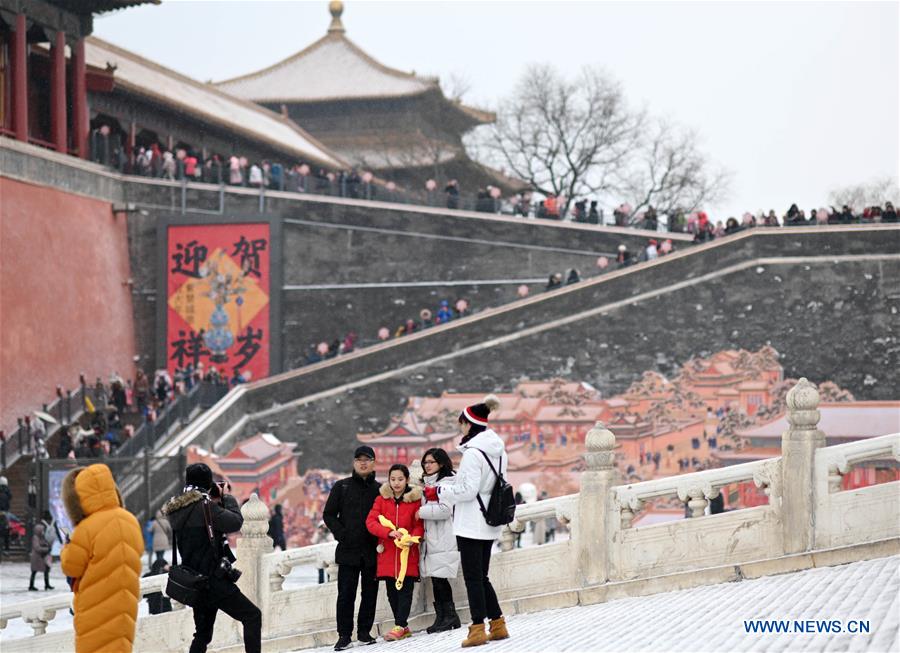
[488,617,509,641]
[461,623,489,648]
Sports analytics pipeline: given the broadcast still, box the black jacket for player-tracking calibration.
[162,490,243,599]
[322,472,380,567]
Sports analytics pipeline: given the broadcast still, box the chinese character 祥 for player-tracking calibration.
[170,329,210,369]
[233,326,264,370]
[171,240,208,278]
[231,236,267,278]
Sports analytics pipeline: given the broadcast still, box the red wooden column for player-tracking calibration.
[71,38,88,159]
[12,14,28,142]
[49,30,67,153]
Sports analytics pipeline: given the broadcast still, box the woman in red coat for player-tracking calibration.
[366,464,423,641]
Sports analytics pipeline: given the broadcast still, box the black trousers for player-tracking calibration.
[29,569,51,589]
[189,589,261,653]
[336,563,378,637]
[431,576,454,603]
[384,577,415,627]
[457,536,502,624]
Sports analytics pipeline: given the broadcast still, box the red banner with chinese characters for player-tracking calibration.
[166,223,270,382]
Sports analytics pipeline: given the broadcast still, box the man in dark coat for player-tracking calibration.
[322,446,381,651]
[163,464,261,653]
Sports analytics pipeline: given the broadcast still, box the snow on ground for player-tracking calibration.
[0,556,320,642]
[301,555,900,653]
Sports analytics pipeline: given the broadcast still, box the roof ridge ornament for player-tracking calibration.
[328,0,345,34]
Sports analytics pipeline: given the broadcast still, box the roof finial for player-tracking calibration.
[328,0,345,34]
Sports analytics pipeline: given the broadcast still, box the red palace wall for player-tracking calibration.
[1,177,137,431]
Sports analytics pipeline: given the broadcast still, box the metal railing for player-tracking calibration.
[1,385,87,470]
[115,381,229,458]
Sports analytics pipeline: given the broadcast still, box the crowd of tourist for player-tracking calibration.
[7,365,234,464]
[298,298,473,368]
[91,127,899,233]
[628,202,898,239]
[91,128,387,199]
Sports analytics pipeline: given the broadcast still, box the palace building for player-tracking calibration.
[215,1,520,195]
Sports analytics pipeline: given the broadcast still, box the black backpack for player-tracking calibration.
[473,449,516,527]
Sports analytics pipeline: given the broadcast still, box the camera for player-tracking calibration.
[216,557,242,583]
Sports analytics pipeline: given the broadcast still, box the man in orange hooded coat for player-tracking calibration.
[61,464,144,653]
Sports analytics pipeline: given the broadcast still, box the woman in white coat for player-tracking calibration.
[418,447,461,633]
[423,395,510,648]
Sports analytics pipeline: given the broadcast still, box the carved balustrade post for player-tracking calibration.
[576,421,617,586]
[235,494,273,633]
[781,378,825,554]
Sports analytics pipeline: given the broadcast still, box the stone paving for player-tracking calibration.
[301,555,899,652]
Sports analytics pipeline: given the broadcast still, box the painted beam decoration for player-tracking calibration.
[166,223,270,381]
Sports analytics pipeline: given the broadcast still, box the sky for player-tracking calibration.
[94,0,899,218]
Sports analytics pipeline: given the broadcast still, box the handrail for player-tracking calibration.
[509,494,578,531]
[157,386,246,457]
[818,432,900,476]
[264,541,338,592]
[0,574,173,636]
[613,457,778,510]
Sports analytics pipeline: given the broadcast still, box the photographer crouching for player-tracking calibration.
[162,463,262,653]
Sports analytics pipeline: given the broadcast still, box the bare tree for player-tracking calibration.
[477,64,642,211]
[355,128,457,192]
[473,63,729,215]
[443,71,473,103]
[622,120,731,218]
[828,176,898,210]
